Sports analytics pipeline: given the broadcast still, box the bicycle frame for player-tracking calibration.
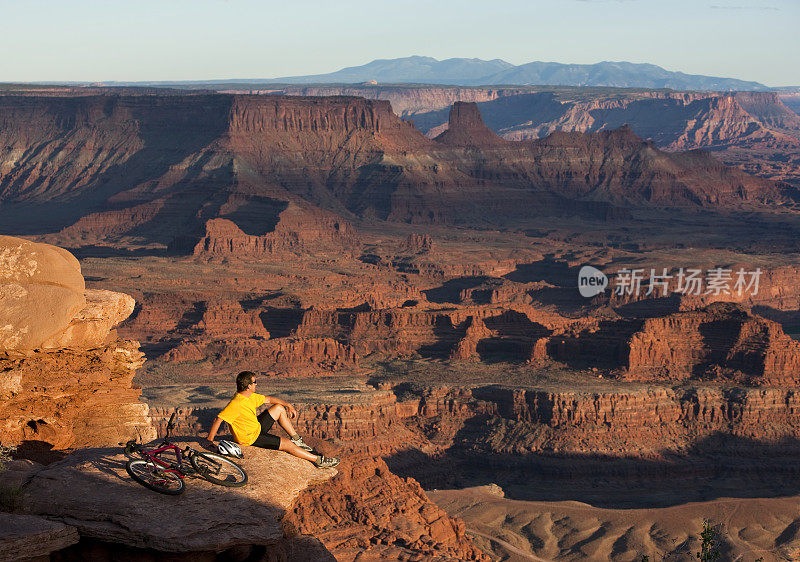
[139,442,187,478]
[128,413,223,481]
[124,410,246,494]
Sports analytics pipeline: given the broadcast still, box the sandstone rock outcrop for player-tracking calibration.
[433,103,786,207]
[191,202,360,260]
[0,337,155,450]
[293,392,428,457]
[296,305,552,361]
[480,91,800,149]
[119,290,363,375]
[625,302,800,384]
[0,236,154,449]
[433,101,508,148]
[260,85,800,187]
[450,316,493,360]
[402,233,433,253]
[285,456,488,561]
[40,288,135,349]
[0,236,85,351]
[159,335,356,375]
[0,236,137,351]
[295,382,800,460]
[195,299,270,340]
[267,85,799,145]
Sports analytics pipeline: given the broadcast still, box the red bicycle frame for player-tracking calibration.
[139,442,187,478]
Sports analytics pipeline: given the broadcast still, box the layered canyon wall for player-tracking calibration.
[261,85,800,187]
[162,380,800,493]
[115,254,800,385]
[265,85,800,152]
[0,94,790,254]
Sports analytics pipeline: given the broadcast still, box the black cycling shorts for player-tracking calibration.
[251,408,280,450]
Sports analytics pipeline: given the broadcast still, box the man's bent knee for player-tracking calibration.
[268,404,285,420]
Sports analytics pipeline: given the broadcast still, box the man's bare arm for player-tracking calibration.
[206,416,223,443]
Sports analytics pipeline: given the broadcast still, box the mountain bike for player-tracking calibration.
[122,412,247,495]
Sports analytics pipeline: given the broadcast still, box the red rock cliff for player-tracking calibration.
[0,236,154,449]
[0,94,789,249]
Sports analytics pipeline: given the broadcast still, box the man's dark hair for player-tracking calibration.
[236,371,256,393]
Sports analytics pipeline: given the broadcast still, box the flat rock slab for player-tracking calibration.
[0,513,79,562]
[21,439,336,553]
[0,459,45,489]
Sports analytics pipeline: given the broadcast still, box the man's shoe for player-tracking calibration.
[314,455,340,468]
[291,436,313,452]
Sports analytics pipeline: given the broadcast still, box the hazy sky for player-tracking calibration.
[1,0,797,86]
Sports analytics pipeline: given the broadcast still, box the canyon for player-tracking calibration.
[0,236,485,561]
[3,89,800,559]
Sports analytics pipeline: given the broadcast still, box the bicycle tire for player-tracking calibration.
[126,459,185,495]
[190,452,248,487]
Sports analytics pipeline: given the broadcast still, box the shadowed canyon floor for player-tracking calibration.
[429,486,800,561]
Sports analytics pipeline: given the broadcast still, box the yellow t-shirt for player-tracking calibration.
[217,392,266,446]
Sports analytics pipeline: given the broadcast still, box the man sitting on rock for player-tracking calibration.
[206,371,339,468]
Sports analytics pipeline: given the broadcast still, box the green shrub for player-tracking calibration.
[0,443,14,471]
[696,519,721,561]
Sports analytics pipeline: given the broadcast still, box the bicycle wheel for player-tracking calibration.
[190,452,248,487]
[126,459,185,495]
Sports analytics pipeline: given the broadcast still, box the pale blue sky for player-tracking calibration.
[1,0,797,86]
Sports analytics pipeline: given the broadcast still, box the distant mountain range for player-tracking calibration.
[270,56,768,91]
[276,57,515,86]
[85,56,771,92]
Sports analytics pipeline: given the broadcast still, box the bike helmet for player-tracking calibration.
[218,440,243,458]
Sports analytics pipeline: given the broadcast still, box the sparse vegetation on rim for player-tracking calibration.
[0,443,22,513]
